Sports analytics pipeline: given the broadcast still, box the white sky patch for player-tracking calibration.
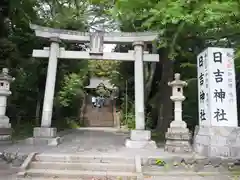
[104,44,116,52]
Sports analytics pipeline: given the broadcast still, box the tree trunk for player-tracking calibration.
[79,93,87,124]
[144,62,156,103]
[35,93,41,126]
[156,50,173,133]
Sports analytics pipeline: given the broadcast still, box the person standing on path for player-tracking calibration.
[91,96,96,108]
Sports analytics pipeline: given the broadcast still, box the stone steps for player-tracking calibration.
[20,169,138,179]
[30,162,135,171]
[84,103,114,127]
[18,154,238,180]
[17,154,138,180]
[86,119,114,127]
[0,161,10,170]
[34,154,134,163]
[87,123,113,127]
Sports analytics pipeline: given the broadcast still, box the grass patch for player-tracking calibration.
[12,122,34,141]
[151,131,165,143]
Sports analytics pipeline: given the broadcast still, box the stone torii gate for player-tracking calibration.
[29,24,159,148]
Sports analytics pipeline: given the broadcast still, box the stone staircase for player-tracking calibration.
[17,153,138,180]
[17,153,239,180]
[0,159,14,176]
[84,104,114,127]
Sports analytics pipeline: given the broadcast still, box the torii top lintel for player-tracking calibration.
[30,24,158,44]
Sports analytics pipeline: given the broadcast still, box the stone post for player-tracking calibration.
[125,42,157,148]
[133,41,145,130]
[0,68,14,143]
[194,47,240,158]
[30,37,61,146]
[41,37,60,127]
[164,73,192,153]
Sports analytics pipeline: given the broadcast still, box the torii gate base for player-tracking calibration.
[28,24,159,148]
[125,130,157,148]
[25,127,62,146]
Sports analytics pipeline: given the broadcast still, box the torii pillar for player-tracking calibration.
[26,37,62,146]
[125,41,157,148]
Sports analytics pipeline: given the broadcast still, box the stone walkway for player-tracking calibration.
[0,128,193,157]
[0,128,238,179]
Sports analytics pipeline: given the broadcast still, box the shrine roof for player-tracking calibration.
[84,77,114,89]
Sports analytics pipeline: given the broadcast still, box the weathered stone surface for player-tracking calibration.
[167,127,189,134]
[125,129,156,149]
[25,136,62,146]
[30,24,159,43]
[165,143,192,153]
[0,128,12,135]
[165,128,192,153]
[165,130,191,140]
[48,136,62,146]
[0,135,11,140]
[130,130,151,141]
[209,158,222,167]
[194,126,240,158]
[184,158,196,165]
[0,116,11,128]
[33,127,57,138]
[0,152,27,166]
[125,139,157,149]
[195,158,209,166]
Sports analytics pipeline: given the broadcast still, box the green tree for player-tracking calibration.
[110,0,240,132]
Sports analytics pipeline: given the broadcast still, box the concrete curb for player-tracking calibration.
[76,127,130,133]
[142,171,234,176]
[135,155,142,173]
[135,155,144,180]
[17,152,37,178]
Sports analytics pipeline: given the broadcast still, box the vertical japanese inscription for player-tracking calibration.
[198,47,237,127]
[213,52,222,63]
[211,50,228,123]
[197,50,208,125]
[213,69,224,83]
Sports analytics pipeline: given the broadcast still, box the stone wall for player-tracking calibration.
[194,126,240,158]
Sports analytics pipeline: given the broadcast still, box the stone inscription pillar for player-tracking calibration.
[194,47,240,158]
[133,41,145,130]
[41,37,60,127]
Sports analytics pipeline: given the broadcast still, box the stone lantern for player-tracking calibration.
[164,73,192,153]
[0,68,15,143]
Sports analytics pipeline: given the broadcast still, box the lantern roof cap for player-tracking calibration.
[168,73,187,87]
[0,68,15,81]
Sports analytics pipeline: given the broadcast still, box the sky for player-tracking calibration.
[103,44,116,52]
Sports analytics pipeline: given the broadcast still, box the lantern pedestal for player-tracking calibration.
[0,113,12,145]
[165,125,192,153]
[0,115,11,128]
[164,73,192,153]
